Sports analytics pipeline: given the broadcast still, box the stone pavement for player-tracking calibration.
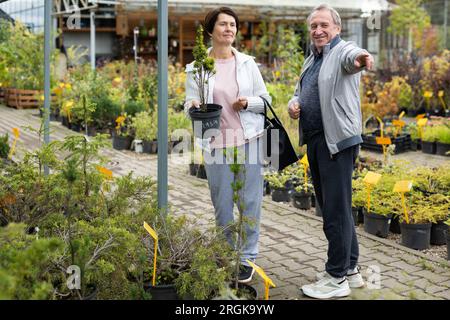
[1,105,450,300]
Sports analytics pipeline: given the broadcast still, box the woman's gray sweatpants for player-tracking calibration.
[204,138,264,266]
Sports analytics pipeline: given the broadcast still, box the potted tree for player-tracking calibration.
[188,25,222,139]
[113,114,133,150]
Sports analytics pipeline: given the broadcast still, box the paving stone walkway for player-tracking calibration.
[1,105,449,300]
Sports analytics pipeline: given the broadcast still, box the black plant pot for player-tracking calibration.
[436,142,450,156]
[81,285,98,300]
[292,191,312,210]
[315,204,322,217]
[263,179,271,195]
[311,193,316,208]
[400,222,431,250]
[351,207,359,226]
[410,139,422,151]
[271,187,290,202]
[357,207,364,224]
[447,230,450,260]
[430,220,448,245]
[144,282,179,300]
[70,123,82,133]
[363,211,392,238]
[196,164,207,180]
[189,104,223,139]
[389,215,402,234]
[421,141,436,154]
[142,140,157,154]
[113,134,132,150]
[61,116,70,128]
[229,283,258,300]
[189,163,199,176]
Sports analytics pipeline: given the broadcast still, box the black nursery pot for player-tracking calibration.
[112,134,132,150]
[189,163,199,176]
[400,222,432,250]
[196,164,207,180]
[311,193,316,208]
[351,207,359,226]
[144,282,179,300]
[421,141,436,154]
[264,179,271,195]
[189,104,222,139]
[430,220,448,245]
[271,187,290,202]
[315,204,322,217]
[292,191,312,210]
[389,215,402,234]
[436,142,450,156]
[363,210,392,238]
[447,229,450,261]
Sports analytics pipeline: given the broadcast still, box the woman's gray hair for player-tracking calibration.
[306,4,342,27]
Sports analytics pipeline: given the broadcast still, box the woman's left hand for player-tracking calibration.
[233,97,248,112]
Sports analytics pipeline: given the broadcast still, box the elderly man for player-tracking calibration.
[288,4,374,299]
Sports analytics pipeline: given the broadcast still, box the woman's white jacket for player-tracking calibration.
[184,47,271,141]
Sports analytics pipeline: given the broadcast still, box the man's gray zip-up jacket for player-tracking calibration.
[288,38,369,155]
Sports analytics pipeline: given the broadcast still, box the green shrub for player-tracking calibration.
[0,133,10,159]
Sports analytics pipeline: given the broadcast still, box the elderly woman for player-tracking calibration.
[184,7,271,283]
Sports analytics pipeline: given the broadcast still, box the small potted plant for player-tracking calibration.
[112,114,133,150]
[292,183,313,210]
[421,125,438,154]
[131,111,157,154]
[265,172,291,203]
[434,124,450,156]
[398,201,433,251]
[188,25,222,139]
[445,218,450,261]
[406,123,421,151]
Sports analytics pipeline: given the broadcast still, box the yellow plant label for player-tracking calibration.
[376,137,391,145]
[144,221,158,241]
[392,119,405,128]
[363,172,381,186]
[398,111,405,119]
[417,118,428,127]
[246,260,275,288]
[415,114,426,120]
[96,166,113,180]
[12,127,20,138]
[300,154,309,167]
[393,180,413,193]
[438,90,444,97]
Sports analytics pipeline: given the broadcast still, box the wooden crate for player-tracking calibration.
[7,88,43,109]
[0,88,5,105]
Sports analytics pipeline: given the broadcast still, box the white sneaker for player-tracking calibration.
[316,267,365,288]
[302,274,351,299]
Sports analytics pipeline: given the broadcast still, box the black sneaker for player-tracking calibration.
[238,265,255,283]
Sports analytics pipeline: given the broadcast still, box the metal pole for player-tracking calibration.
[157,0,168,211]
[90,10,96,69]
[134,27,139,64]
[444,0,448,49]
[44,0,51,176]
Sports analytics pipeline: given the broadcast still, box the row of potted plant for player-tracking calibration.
[352,162,449,253]
[0,130,253,300]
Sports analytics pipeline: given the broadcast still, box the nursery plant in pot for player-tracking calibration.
[113,115,133,150]
[421,125,437,154]
[363,197,393,238]
[265,172,291,203]
[406,123,421,151]
[188,26,222,139]
[446,219,450,261]
[292,183,313,210]
[434,124,450,156]
[427,194,450,245]
[399,206,432,251]
[131,111,157,154]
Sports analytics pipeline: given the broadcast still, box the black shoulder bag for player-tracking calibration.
[261,96,299,171]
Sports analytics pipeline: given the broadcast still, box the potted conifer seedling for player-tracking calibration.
[188,25,222,139]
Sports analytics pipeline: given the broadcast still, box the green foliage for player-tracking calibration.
[422,125,450,143]
[0,21,58,89]
[388,0,431,37]
[192,25,216,110]
[131,111,157,141]
[0,133,10,159]
[0,223,64,300]
[124,100,146,117]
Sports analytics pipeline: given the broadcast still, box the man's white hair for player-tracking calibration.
[307,3,342,28]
